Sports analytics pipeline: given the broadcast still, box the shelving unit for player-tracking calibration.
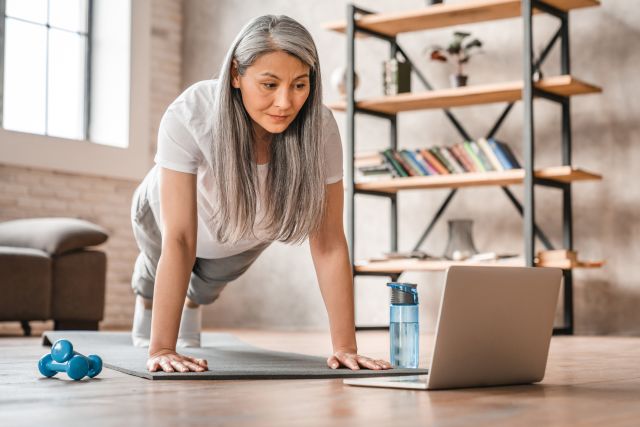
[324,0,602,334]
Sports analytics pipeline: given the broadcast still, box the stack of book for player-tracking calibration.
[356,138,521,180]
[382,58,411,96]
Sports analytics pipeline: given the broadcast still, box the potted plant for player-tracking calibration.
[427,31,483,88]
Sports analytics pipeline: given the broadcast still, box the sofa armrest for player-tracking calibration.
[0,218,109,256]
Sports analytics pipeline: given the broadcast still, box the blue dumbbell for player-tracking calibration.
[49,339,103,378]
[38,339,103,380]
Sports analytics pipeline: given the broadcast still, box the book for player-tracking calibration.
[398,150,420,175]
[391,149,417,176]
[400,149,428,176]
[490,138,522,169]
[358,165,392,176]
[414,149,438,175]
[357,171,394,182]
[358,164,390,172]
[381,149,408,177]
[381,250,435,260]
[355,151,385,168]
[403,149,431,176]
[430,147,456,173]
[420,148,449,174]
[477,138,505,171]
[451,144,476,172]
[379,153,400,177]
[462,141,486,172]
[486,139,512,169]
[503,145,521,168]
[382,59,411,95]
[469,140,495,171]
[441,146,466,174]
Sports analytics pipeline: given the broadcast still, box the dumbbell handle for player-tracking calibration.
[46,359,74,373]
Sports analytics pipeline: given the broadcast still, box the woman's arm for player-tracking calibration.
[146,167,207,373]
[309,180,391,371]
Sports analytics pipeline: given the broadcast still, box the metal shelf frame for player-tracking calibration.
[343,1,578,335]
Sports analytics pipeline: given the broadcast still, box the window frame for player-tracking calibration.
[1,0,93,139]
[0,0,152,181]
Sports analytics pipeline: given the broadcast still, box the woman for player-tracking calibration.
[130,14,392,373]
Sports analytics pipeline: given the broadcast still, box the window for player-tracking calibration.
[0,0,150,181]
[1,0,91,140]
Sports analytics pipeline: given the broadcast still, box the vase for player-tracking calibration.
[450,74,468,88]
[331,66,360,98]
[443,219,478,261]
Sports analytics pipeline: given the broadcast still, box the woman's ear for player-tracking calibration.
[231,60,240,89]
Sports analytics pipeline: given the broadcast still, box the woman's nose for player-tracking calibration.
[273,87,292,110]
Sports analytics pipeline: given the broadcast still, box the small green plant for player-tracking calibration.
[427,31,483,81]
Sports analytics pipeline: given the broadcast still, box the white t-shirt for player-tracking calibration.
[147,79,344,259]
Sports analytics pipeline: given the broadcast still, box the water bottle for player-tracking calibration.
[388,282,419,368]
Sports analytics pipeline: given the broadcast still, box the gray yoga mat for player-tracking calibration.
[41,331,428,380]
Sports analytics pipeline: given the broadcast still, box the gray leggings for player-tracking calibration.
[130,174,271,305]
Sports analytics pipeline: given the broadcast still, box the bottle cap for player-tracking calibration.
[387,282,418,305]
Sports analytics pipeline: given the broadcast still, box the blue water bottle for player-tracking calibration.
[387,282,419,368]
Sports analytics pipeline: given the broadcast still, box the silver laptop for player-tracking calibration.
[344,265,562,390]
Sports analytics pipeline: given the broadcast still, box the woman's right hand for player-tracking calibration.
[147,348,208,373]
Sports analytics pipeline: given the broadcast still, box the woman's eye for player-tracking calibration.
[262,83,276,89]
[295,84,307,89]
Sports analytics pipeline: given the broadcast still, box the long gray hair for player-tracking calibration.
[209,15,326,245]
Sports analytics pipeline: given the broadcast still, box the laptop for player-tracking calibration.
[344,265,562,390]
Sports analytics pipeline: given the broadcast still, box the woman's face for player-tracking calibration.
[231,50,311,138]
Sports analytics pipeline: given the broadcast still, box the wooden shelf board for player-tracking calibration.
[324,0,599,37]
[355,166,601,193]
[355,257,604,273]
[328,76,601,114]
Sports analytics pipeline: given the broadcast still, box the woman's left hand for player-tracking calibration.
[327,349,393,370]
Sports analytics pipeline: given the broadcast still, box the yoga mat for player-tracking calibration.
[42,331,429,380]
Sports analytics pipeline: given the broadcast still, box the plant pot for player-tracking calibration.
[450,74,468,88]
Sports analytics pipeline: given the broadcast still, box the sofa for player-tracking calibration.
[0,218,109,335]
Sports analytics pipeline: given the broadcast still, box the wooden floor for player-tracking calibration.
[1,328,639,427]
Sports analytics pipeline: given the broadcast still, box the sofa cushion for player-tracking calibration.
[51,250,106,321]
[0,218,108,256]
[0,246,52,320]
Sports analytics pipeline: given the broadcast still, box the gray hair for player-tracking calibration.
[209,15,326,245]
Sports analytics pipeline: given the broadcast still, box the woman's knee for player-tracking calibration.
[186,280,227,306]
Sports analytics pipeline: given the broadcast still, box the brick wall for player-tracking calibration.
[0,0,183,335]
